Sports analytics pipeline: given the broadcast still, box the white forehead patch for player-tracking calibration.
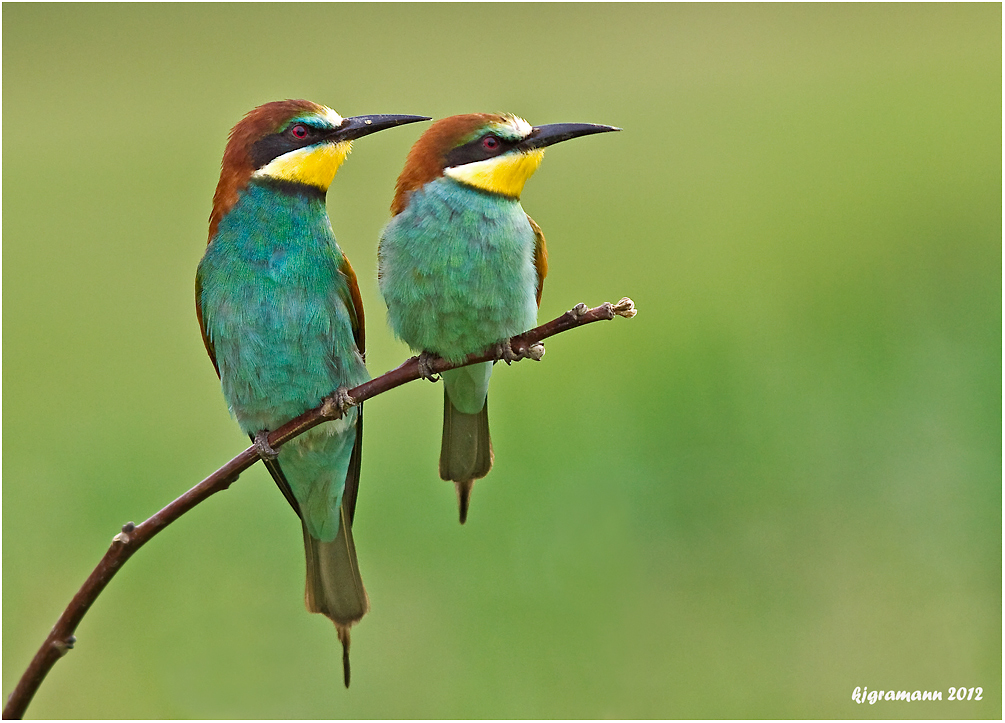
[286,105,345,132]
[497,114,533,141]
[319,105,345,130]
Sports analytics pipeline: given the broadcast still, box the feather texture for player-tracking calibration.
[197,109,370,683]
[380,174,541,521]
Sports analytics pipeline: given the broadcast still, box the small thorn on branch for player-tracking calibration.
[113,522,135,544]
[51,636,75,658]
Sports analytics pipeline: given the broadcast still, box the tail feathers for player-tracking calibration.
[303,504,369,687]
[439,392,493,523]
[454,479,475,524]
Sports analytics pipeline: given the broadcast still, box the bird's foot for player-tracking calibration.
[494,339,521,365]
[494,339,545,364]
[333,387,356,414]
[253,431,279,461]
[319,387,356,419]
[417,351,440,382]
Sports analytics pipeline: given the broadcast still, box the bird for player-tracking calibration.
[377,113,619,523]
[195,99,428,686]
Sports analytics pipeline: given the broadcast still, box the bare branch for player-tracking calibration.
[2,298,636,720]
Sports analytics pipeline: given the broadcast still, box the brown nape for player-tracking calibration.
[207,99,324,241]
[390,113,508,216]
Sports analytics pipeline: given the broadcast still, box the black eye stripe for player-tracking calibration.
[444,133,520,168]
[249,123,334,169]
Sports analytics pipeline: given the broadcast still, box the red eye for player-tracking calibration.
[291,124,308,139]
[482,135,500,151]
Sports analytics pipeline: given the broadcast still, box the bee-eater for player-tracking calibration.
[378,113,618,523]
[196,100,428,685]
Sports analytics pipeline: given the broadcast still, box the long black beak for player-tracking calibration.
[520,122,621,151]
[334,114,431,142]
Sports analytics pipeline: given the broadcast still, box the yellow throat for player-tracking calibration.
[252,140,353,191]
[444,149,546,199]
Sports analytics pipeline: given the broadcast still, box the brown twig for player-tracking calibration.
[2,298,636,720]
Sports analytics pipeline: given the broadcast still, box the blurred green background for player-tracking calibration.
[3,4,1000,718]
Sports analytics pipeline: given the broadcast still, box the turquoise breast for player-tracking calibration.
[378,177,539,362]
[197,181,369,436]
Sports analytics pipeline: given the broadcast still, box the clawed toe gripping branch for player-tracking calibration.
[416,351,440,382]
[253,431,280,460]
[2,298,637,720]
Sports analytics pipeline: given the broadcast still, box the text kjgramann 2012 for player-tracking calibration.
[852,686,983,704]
